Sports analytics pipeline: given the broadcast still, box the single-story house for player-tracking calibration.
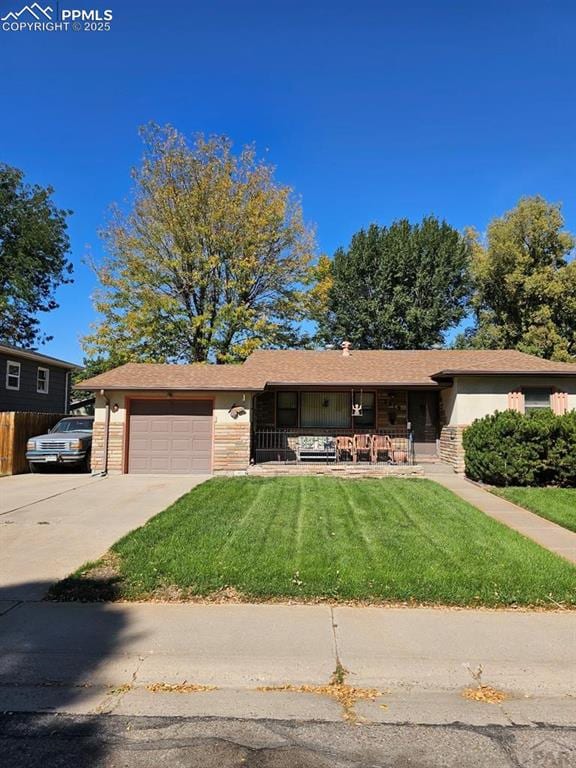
[0,343,78,414]
[77,346,576,475]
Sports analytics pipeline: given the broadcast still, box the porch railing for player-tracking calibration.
[252,427,415,465]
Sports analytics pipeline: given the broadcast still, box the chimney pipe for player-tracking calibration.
[341,341,352,357]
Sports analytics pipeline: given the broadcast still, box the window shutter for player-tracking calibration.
[507,390,525,413]
[551,391,568,415]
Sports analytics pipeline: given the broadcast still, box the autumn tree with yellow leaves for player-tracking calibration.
[84,125,316,363]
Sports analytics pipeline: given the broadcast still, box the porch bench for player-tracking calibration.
[297,436,337,462]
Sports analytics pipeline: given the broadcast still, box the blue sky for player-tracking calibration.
[1,0,575,362]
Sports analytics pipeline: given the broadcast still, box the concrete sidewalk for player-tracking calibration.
[0,600,575,725]
[424,464,576,564]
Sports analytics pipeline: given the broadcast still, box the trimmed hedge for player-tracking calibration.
[463,409,576,487]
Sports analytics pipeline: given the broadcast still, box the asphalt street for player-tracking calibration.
[1,713,575,768]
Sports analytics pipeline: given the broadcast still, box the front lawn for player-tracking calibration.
[52,477,576,607]
[494,487,576,534]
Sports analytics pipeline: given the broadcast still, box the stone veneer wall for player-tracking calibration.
[213,421,251,473]
[438,425,466,473]
[91,421,125,473]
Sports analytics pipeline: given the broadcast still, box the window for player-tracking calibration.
[524,387,552,412]
[352,391,376,427]
[6,361,20,390]
[277,391,298,427]
[37,367,50,394]
[300,392,349,428]
[52,418,93,433]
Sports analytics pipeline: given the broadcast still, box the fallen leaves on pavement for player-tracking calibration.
[462,685,507,704]
[145,682,217,694]
[258,664,383,722]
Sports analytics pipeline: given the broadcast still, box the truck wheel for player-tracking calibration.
[81,452,92,473]
[29,462,41,474]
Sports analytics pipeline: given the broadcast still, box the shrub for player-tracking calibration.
[547,410,576,487]
[462,409,576,487]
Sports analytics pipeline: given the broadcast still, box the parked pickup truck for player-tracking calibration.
[26,416,94,473]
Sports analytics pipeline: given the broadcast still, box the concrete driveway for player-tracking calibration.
[0,473,210,600]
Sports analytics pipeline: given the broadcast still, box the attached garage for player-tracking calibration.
[128,399,213,474]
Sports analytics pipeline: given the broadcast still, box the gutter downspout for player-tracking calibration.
[64,371,70,413]
[100,389,110,477]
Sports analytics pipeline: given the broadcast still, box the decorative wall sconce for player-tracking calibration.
[229,403,247,419]
[111,403,119,413]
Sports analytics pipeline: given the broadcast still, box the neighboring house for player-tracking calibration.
[77,345,576,475]
[69,396,96,416]
[0,343,78,414]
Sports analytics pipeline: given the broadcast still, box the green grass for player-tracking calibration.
[52,477,576,607]
[494,487,576,534]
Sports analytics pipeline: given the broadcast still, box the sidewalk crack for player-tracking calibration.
[329,606,340,668]
[0,600,24,618]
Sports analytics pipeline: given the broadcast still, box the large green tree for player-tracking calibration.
[458,196,576,360]
[317,217,471,349]
[0,164,72,347]
[85,125,315,364]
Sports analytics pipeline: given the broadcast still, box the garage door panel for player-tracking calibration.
[150,438,171,451]
[149,457,171,471]
[130,430,150,451]
[128,400,213,474]
[171,438,193,451]
[171,457,197,471]
[151,419,172,433]
[172,421,195,433]
[129,457,149,472]
[130,421,149,434]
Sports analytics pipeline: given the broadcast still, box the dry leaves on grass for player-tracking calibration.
[145,682,217,694]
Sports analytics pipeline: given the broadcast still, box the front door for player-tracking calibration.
[408,391,439,457]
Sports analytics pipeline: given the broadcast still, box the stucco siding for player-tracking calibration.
[439,375,576,473]
[453,375,576,425]
[440,382,458,425]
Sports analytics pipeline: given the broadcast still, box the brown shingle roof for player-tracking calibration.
[77,362,267,391]
[243,349,576,386]
[77,349,576,391]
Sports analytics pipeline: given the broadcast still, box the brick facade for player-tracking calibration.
[376,389,408,429]
[91,421,125,474]
[438,425,466,473]
[213,421,251,473]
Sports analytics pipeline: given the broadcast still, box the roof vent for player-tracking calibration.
[341,341,352,357]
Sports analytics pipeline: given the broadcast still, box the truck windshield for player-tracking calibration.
[52,419,93,433]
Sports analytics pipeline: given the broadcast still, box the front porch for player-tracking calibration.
[251,387,442,467]
[247,460,424,477]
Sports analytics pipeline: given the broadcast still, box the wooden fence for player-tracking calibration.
[0,412,65,476]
